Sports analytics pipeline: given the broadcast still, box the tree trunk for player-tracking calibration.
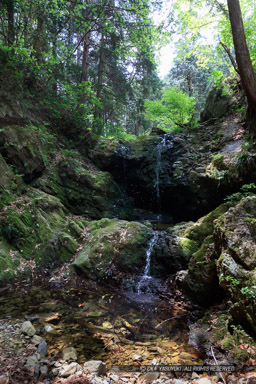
[93,31,105,135]
[227,0,256,117]
[77,1,90,108]
[78,30,90,105]
[7,0,15,46]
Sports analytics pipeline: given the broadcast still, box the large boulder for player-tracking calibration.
[72,218,153,281]
[214,195,256,334]
[0,125,46,182]
[0,189,86,282]
[200,86,239,122]
[34,154,134,220]
[177,204,229,304]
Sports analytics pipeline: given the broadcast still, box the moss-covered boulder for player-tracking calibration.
[215,196,256,333]
[34,154,134,220]
[184,203,229,244]
[149,222,198,276]
[0,189,86,283]
[0,240,20,281]
[176,204,229,304]
[181,235,223,304]
[72,219,153,282]
[200,86,239,122]
[0,125,46,182]
[0,153,20,210]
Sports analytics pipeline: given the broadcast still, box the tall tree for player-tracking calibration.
[227,0,256,130]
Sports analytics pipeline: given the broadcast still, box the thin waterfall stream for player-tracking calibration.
[137,232,158,294]
[154,136,167,213]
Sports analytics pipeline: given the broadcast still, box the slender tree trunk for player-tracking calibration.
[227,0,256,116]
[32,12,45,61]
[52,19,58,95]
[220,41,239,75]
[78,30,90,105]
[77,1,91,108]
[94,31,105,134]
[7,0,15,46]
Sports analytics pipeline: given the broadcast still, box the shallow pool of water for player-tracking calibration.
[0,279,203,369]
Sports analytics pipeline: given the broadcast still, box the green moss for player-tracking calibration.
[177,237,198,260]
[57,232,78,262]
[0,240,20,282]
[184,204,229,243]
[72,219,152,279]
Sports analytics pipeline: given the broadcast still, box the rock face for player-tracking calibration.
[33,154,134,220]
[72,219,153,281]
[0,189,86,281]
[89,125,242,222]
[214,196,256,334]
[176,204,229,304]
[200,87,239,122]
[0,125,46,182]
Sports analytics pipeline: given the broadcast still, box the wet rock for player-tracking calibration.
[39,365,48,376]
[52,368,59,376]
[21,321,36,337]
[31,335,44,345]
[44,325,54,333]
[25,354,40,377]
[37,340,47,356]
[83,360,106,376]
[72,219,153,282]
[109,374,119,382]
[140,372,160,382]
[59,362,80,377]
[62,346,77,361]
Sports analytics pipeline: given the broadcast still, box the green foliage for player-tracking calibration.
[240,286,256,299]
[224,183,256,205]
[210,70,225,89]
[144,87,196,131]
[0,0,162,137]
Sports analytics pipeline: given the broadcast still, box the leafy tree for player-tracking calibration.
[144,87,196,131]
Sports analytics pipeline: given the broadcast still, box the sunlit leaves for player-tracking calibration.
[144,87,196,130]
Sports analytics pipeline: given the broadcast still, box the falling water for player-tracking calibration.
[154,136,167,212]
[137,232,158,294]
[154,134,174,215]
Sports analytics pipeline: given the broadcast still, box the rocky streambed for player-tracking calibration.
[0,274,255,384]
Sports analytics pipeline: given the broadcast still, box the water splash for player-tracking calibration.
[137,232,158,294]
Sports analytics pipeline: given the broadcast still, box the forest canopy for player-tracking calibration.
[1,0,256,137]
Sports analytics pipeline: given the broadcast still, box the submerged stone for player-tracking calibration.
[83,360,106,376]
[21,321,36,337]
[62,346,77,361]
[38,340,48,357]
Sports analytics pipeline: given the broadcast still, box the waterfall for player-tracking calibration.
[137,232,158,294]
[154,134,174,215]
[154,136,167,212]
